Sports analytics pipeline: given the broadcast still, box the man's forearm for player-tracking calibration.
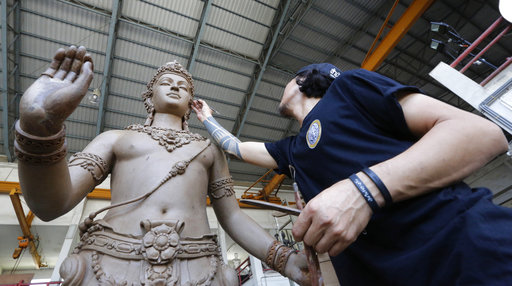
[373,119,507,203]
[202,116,242,159]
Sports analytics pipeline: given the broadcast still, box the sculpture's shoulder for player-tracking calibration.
[83,129,125,152]
[97,128,127,140]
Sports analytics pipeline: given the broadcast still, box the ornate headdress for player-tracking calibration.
[142,61,195,128]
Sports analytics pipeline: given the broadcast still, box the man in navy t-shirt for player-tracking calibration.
[192,63,512,285]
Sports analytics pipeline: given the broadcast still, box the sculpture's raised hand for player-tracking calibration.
[19,45,94,136]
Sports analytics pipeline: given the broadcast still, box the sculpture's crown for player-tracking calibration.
[148,61,194,94]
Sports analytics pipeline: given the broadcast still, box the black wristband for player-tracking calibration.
[362,167,393,206]
[349,174,380,213]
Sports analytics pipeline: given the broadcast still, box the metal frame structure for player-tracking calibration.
[186,0,212,73]
[0,0,508,181]
[96,0,122,135]
[232,0,292,138]
[361,0,436,71]
[1,0,17,162]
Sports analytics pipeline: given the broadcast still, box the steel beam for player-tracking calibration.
[262,173,286,198]
[303,2,439,73]
[232,0,292,137]
[270,0,314,60]
[13,0,20,120]
[325,2,392,63]
[9,189,42,268]
[96,0,122,135]
[56,0,300,70]
[187,0,212,73]
[1,0,12,161]
[141,0,263,46]
[361,0,436,71]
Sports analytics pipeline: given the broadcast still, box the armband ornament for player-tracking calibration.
[208,176,235,199]
[69,152,109,184]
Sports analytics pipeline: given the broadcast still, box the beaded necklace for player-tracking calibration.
[125,124,206,153]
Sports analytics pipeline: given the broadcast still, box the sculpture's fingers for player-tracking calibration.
[40,48,66,79]
[65,46,87,82]
[54,46,77,80]
[83,53,94,74]
[72,61,94,96]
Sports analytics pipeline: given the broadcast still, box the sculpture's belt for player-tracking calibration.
[76,221,220,263]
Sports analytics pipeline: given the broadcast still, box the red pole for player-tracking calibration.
[451,17,504,68]
[460,24,512,73]
[480,56,512,86]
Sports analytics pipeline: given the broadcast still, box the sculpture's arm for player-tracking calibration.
[207,145,309,284]
[15,45,120,221]
[18,130,120,222]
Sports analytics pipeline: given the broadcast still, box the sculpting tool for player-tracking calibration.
[239,199,301,216]
[289,165,324,286]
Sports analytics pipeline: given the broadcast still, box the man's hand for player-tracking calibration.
[191,99,214,122]
[292,179,373,257]
[19,45,93,136]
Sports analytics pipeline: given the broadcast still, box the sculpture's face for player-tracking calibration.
[152,73,192,117]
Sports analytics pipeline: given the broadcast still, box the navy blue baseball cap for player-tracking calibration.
[295,63,342,79]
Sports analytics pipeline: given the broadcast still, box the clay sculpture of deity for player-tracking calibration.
[15,46,309,285]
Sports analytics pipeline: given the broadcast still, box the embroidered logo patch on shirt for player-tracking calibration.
[329,68,340,79]
[306,119,322,149]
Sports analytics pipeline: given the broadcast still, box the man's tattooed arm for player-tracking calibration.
[203,116,242,159]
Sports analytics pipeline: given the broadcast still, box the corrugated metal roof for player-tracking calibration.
[122,0,200,39]
[196,46,256,76]
[1,0,509,185]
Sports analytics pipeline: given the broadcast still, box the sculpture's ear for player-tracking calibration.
[182,101,192,131]
[144,114,153,127]
[143,94,155,126]
[182,118,189,131]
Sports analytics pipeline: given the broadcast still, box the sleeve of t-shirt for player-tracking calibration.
[331,69,422,139]
[264,138,292,177]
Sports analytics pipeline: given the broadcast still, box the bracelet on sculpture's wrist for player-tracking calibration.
[15,120,65,153]
[265,240,298,275]
[14,120,67,165]
[349,174,380,213]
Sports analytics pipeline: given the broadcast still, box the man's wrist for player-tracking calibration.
[356,171,385,207]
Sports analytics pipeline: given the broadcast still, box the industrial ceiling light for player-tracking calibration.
[87,88,101,104]
[499,0,512,22]
[430,22,449,34]
[430,39,445,52]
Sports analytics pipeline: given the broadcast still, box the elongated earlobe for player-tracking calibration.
[144,108,155,126]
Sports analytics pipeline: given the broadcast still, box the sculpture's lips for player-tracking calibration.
[166,92,181,99]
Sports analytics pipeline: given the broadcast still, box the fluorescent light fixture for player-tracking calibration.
[30,278,52,284]
[430,22,448,34]
[430,39,445,51]
[500,0,512,22]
